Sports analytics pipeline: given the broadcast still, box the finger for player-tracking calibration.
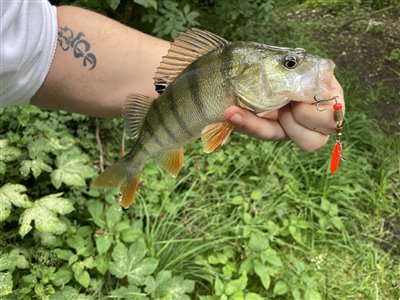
[258,110,279,121]
[291,76,345,135]
[224,106,288,141]
[278,104,329,152]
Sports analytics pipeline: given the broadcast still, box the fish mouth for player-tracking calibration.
[291,58,335,103]
[314,59,335,99]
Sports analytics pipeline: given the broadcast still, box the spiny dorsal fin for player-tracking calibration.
[154,28,229,94]
[155,148,184,177]
[122,93,155,139]
[201,121,235,153]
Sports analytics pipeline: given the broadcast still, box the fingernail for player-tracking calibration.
[229,114,242,124]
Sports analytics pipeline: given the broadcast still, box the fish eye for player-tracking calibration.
[282,56,298,69]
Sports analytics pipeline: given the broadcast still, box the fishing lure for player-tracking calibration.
[330,101,345,173]
[314,96,345,173]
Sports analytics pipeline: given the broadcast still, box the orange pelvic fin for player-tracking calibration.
[201,121,235,153]
[155,148,184,177]
[119,174,141,209]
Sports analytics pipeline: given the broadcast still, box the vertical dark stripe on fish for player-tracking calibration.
[220,44,232,89]
[186,61,208,121]
[144,118,164,148]
[152,100,179,143]
[165,88,193,136]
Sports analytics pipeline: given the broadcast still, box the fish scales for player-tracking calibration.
[142,47,234,153]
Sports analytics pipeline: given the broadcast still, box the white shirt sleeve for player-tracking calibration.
[0,0,58,107]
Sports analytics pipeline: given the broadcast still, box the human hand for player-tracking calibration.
[224,76,345,152]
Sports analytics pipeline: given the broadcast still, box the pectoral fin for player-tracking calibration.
[155,148,184,177]
[201,121,235,153]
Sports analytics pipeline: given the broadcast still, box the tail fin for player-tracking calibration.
[92,159,141,209]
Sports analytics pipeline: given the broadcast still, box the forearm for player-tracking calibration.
[31,6,169,118]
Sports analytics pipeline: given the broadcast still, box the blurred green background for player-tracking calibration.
[1,0,399,299]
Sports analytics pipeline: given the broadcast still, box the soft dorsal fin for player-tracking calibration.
[155,148,184,177]
[154,28,229,93]
[201,121,235,153]
[122,93,155,139]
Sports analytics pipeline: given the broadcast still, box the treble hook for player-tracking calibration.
[314,96,339,112]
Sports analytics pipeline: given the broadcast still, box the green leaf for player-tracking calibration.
[40,193,74,215]
[121,227,142,243]
[94,256,108,275]
[239,257,253,274]
[320,198,330,212]
[51,149,96,189]
[304,288,321,300]
[249,233,269,251]
[0,250,29,272]
[20,159,52,178]
[145,270,172,298]
[67,235,86,252]
[331,216,344,230]
[95,235,113,255]
[86,200,106,228]
[54,249,74,261]
[110,285,147,299]
[0,184,31,222]
[245,293,264,300]
[0,139,21,162]
[105,204,123,228]
[19,193,73,237]
[114,220,130,233]
[273,281,289,295]
[254,264,270,290]
[0,162,6,175]
[106,0,120,10]
[214,276,224,296]
[50,286,93,300]
[134,0,157,9]
[230,195,244,205]
[52,268,73,287]
[127,258,158,286]
[0,272,13,297]
[250,190,263,201]
[208,253,228,265]
[225,272,247,296]
[289,225,302,243]
[0,196,11,222]
[169,275,195,300]
[109,240,159,285]
[72,263,90,288]
[261,249,283,267]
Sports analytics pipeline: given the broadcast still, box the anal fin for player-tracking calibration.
[155,148,184,177]
[201,121,235,153]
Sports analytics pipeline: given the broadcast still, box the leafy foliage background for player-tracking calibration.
[1,0,399,299]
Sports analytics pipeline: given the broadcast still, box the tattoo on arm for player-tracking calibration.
[57,26,97,70]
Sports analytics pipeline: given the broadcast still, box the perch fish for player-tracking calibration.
[92,28,336,208]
